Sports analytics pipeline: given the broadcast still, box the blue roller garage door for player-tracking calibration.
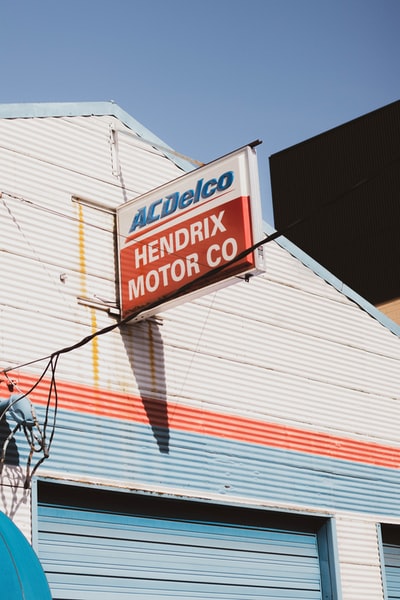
[382,525,400,599]
[35,482,331,599]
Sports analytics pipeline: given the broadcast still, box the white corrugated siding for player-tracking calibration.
[155,273,400,445]
[0,116,184,202]
[335,516,384,600]
[0,109,399,446]
[0,113,188,549]
[0,113,186,373]
[0,466,31,541]
[1,110,400,599]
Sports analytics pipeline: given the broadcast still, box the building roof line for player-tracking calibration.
[0,101,195,172]
[263,221,400,338]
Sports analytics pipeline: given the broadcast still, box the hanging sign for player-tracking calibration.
[116,144,265,319]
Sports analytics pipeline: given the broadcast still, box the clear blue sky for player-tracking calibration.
[1,0,399,224]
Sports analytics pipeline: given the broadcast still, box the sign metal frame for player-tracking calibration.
[116,144,265,320]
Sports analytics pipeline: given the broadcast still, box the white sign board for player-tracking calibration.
[116,145,265,319]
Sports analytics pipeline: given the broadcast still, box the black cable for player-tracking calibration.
[23,356,59,488]
[0,357,57,486]
[4,152,400,376]
[2,152,399,487]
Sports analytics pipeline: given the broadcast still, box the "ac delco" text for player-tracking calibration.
[128,171,234,234]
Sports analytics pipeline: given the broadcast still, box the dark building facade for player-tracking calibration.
[269,100,400,323]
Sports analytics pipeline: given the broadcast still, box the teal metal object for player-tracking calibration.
[0,511,52,599]
[0,394,35,428]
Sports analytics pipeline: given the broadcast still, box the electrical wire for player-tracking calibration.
[0,214,274,487]
[3,151,400,375]
[23,355,59,488]
[0,358,56,487]
[1,191,115,234]
[1,152,399,486]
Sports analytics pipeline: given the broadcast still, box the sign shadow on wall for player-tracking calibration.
[121,319,169,454]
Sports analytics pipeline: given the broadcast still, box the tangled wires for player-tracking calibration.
[0,355,59,488]
[0,220,294,488]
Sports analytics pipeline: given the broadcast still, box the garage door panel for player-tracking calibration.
[382,526,400,599]
[385,545,400,568]
[40,547,321,589]
[48,574,322,600]
[39,506,318,555]
[37,485,324,599]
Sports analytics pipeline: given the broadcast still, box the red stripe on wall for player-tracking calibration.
[15,373,400,469]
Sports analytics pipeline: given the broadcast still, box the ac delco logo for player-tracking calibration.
[128,171,234,234]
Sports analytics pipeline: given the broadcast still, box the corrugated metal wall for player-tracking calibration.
[336,516,384,600]
[0,465,31,540]
[0,113,188,540]
[0,115,185,375]
[1,110,400,598]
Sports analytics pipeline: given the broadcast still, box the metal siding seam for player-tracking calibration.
[377,524,389,600]
[336,516,385,600]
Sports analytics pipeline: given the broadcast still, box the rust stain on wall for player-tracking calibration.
[77,203,88,298]
[76,203,99,388]
[90,307,100,389]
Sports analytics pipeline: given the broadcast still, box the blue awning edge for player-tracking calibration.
[0,511,52,599]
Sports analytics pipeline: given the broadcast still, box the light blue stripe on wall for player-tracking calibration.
[11,407,400,517]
